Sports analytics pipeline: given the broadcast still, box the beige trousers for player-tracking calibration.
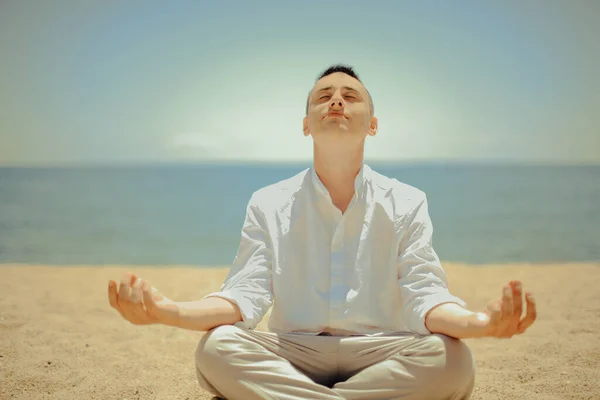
[195,325,476,400]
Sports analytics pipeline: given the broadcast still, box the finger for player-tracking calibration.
[128,278,151,323]
[108,280,125,317]
[502,286,513,318]
[517,293,537,334]
[142,280,159,322]
[119,273,141,322]
[130,277,143,304]
[511,281,523,318]
[493,286,514,337]
[118,272,134,302]
[505,281,523,336]
[142,280,153,306]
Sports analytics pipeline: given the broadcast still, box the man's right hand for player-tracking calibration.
[108,272,180,326]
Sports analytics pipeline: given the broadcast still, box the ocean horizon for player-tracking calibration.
[1,161,598,266]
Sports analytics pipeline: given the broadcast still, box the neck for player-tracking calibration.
[313,144,364,212]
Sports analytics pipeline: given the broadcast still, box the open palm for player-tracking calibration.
[481,280,537,338]
[108,272,180,326]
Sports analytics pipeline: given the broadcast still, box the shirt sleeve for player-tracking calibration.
[396,193,466,335]
[202,194,273,330]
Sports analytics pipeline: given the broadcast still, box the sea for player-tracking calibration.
[0,162,598,266]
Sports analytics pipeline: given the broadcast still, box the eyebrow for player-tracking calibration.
[316,86,360,94]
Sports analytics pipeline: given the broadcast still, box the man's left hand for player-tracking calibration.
[478,280,537,338]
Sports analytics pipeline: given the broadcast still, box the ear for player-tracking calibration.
[303,116,311,137]
[367,116,378,137]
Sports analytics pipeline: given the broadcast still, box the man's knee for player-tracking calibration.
[195,325,242,396]
[431,334,476,396]
[196,324,241,370]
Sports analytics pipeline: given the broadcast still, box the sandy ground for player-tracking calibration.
[1,262,599,400]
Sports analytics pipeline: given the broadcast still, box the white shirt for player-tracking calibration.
[204,163,466,336]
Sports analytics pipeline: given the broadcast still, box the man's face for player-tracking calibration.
[303,72,377,145]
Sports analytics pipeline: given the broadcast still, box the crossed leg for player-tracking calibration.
[196,325,341,399]
[195,325,475,400]
[333,333,476,399]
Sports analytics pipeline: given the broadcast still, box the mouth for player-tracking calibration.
[325,113,346,119]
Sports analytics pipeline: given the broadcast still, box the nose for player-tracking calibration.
[329,99,344,110]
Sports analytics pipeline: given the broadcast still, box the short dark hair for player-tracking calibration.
[305,64,374,115]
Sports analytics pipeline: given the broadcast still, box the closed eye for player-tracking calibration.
[319,95,356,100]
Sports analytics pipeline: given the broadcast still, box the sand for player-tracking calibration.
[1,262,599,400]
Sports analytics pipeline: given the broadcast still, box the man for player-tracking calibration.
[108,64,537,400]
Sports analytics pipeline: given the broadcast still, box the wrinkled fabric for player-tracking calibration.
[204,163,466,336]
[195,325,476,400]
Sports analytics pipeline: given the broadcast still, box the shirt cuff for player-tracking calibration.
[202,290,256,330]
[414,292,467,335]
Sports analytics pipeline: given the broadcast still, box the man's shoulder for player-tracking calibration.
[368,166,427,208]
[247,167,310,211]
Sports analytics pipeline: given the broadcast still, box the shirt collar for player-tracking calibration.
[310,163,369,199]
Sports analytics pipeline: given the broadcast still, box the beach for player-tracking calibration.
[1,263,599,400]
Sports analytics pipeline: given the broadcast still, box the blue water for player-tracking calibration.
[0,162,598,265]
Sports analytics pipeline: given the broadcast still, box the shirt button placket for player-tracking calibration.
[329,216,345,324]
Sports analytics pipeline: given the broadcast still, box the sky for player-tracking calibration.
[1,1,599,166]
